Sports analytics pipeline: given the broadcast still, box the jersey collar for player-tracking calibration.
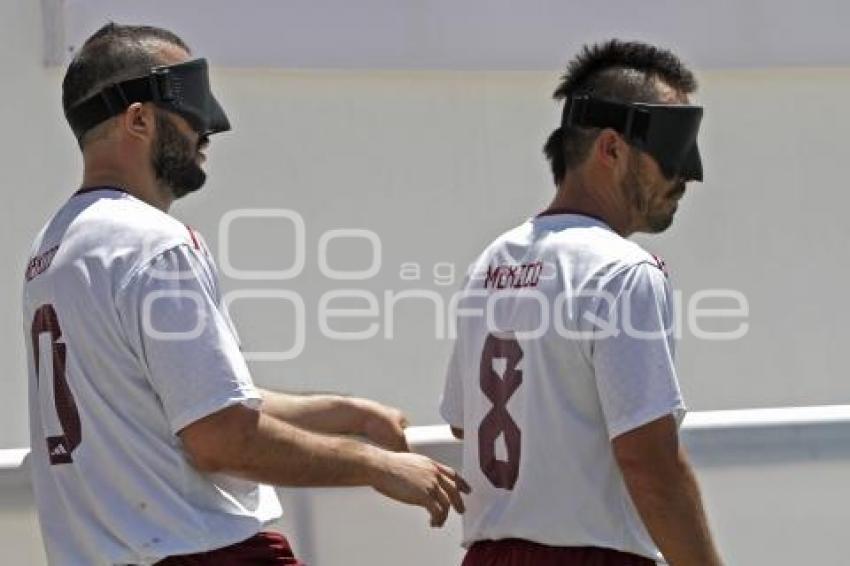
[73,186,129,198]
[536,208,611,227]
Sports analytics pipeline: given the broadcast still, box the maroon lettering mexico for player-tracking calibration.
[484,260,543,290]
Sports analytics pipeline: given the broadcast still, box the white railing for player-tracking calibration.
[3,405,850,565]
[0,448,29,486]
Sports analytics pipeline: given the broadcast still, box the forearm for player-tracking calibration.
[187,404,385,488]
[621,450,722,566]
[258,388,367,436]
[182,403,469,526]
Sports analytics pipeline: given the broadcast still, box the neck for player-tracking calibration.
[81,157,172,212]
[542,170,634,237]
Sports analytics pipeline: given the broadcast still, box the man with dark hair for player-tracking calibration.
[440,40,722,565]
[24,22,467,565]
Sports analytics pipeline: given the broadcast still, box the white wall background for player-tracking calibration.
[3,1,850,452]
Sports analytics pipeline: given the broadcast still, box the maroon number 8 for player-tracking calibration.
[478,333,523,490]
[31,304,81,465]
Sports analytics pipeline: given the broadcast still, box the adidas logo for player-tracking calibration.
[50,444,68,457]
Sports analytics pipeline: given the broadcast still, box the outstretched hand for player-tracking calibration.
[372,451,471,527]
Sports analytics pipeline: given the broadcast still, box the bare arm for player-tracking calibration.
[257,388,409,451]
[613,415,722,566]
[180,403,469,526]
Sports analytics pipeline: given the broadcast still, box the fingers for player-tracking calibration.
[436,462,471,494]
[394,425,411,452]
[378,453,468,528]
[394,411,410,452]
[425,500,443,527]
[363,407,410,452]
[427,483,451,527]
[437,470,465,514]
[427,461,470,526]
[389,411,409,450]
[377,425,408,452]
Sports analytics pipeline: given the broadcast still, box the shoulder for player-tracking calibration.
[72,193,204,260]
[95,195,191,241]
[462,222,533,283]
[562,224,669,281]
[53,192,212,290]
[530,216,672,296]
[609,259,670,295]
[476,221,535,260]
[577,225,655,266]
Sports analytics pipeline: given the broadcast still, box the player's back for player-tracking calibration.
[441,213,681,561]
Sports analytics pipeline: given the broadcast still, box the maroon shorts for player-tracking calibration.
[462,539,655,566]
[156,531,304,565]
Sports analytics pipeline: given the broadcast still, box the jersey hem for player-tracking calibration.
[460,533,661,561]
[607,400,687,440]
[170,390,262,434]
[438,402,463,429]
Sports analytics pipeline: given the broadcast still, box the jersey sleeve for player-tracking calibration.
[592,261,685,440]
[188,228,245,349]
[116,244,261,434]
[439,338,465,429]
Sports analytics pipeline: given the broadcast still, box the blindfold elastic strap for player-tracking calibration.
[65,74,170,140]
[561,96,650,142]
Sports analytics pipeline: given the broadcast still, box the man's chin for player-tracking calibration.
[170,183,205,200]
[160,170,207,200]
[645,211,676,233]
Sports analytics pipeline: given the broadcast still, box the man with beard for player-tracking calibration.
[23,23,467,565]
[440,40,723,565]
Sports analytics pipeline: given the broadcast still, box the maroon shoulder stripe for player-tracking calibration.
[185,225,201,250]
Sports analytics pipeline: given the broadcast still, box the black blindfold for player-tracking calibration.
[65,58,230,141]
[562,95,704,182]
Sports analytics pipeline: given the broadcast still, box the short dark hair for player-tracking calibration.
[543,39,697,184]
[62,22,190,146]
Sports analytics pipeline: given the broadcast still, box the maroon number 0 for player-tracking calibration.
[31,304,81,465]
[478,333,523,490]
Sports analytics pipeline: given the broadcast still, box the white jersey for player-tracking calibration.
[22,187,281,565]
[440,213,685,560]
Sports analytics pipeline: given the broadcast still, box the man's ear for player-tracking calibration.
[594,128,626,171]
[122,102,155,142]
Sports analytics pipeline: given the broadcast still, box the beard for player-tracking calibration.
[151,112,206,200]
[622,155,679,234]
